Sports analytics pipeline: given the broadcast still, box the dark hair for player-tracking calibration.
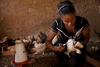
[57,1,75,16]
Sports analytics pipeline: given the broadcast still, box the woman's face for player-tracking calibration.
[61,13,76,28]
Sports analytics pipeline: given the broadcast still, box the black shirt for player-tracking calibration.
[51,16,90,44]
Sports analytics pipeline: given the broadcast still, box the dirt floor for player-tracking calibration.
[0,48,95,67]
[0,49,61,67]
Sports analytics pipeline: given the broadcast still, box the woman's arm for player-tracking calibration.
[81,26,90,45]
[46,30,65,52]
[46,30,57,51]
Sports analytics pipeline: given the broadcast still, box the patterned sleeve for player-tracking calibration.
[81,18,90,30]
[51,20,58,32]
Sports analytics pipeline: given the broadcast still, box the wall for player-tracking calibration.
[71,0,100,31]
[0,0,100,38]
[0,0,62,38]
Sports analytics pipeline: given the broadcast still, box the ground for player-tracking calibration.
[0,48,94,67]
[0,49,61,67]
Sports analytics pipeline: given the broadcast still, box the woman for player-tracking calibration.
[46,1,90,67]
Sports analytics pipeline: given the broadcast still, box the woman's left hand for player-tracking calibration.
[74,42,83,49]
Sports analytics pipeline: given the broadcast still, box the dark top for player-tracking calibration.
[51,16,90,44]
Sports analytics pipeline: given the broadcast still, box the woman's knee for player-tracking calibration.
[69,51,78,57]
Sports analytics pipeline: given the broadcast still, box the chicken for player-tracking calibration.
[32,32,47,55]
[0,37,15,51]
[22,35,35,46]
[33,41,46,55]
[1,46,15,56]
[52,32,61,45]
[64,39,83,58]
[36,32,47,43]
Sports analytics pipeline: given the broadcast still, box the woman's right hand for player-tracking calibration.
[55,44,65,52]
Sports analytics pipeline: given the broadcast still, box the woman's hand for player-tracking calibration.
[55,44,65,52]
[74,41,83,49]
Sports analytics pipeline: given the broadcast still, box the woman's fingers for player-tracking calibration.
[56,44,65,52]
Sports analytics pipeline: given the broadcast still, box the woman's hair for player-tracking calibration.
[57,1,75,16]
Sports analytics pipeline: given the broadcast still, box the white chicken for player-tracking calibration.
[52,32,61,45]
[33,41,46,55]
[64,39,83,58]
[32,32,47,55]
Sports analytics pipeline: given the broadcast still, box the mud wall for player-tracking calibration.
[72,0,100,31]
[0,0,100,38]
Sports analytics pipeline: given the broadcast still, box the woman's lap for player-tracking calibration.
[54,42,86,67]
